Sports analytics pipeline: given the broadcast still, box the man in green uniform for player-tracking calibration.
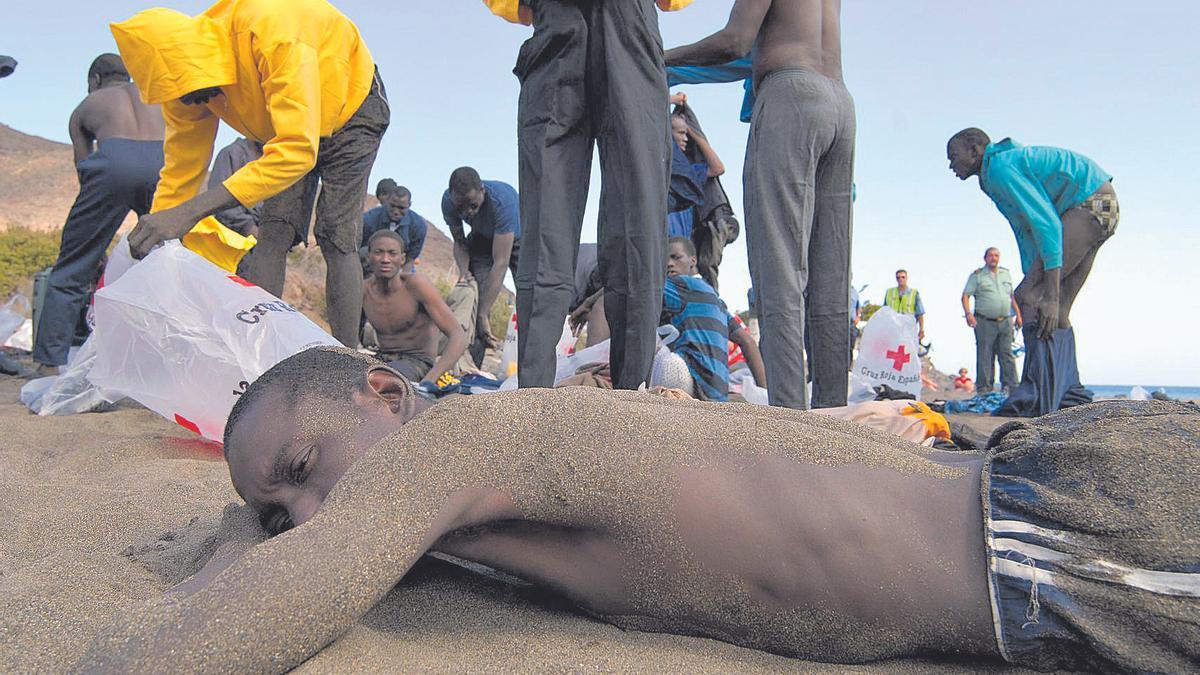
[961,247,1022,394]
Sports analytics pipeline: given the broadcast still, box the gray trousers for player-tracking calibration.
[744,69,855,409]
[974,316,1018,393]
[33,139,163,366]
[513,0,669,390]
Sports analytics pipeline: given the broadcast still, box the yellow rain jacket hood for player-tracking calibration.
[484,0,692,25]
[111,0,375,218]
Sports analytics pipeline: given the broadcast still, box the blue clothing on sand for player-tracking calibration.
[662,274,739,402]
[980,138,1112,273]
[361,207,428,260]
[667,58,754,123]
[441,179,521,240]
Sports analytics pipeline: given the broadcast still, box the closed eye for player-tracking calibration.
[259,507,295,536]
[290,446,317,485]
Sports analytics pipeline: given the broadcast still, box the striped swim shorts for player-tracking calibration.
[981,400,1199,673]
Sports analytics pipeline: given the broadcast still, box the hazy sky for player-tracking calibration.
[2,1,1197,385]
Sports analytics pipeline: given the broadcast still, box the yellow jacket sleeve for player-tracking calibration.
[151,100,219,213]
[483,0,532,25]
[221,39,321,208]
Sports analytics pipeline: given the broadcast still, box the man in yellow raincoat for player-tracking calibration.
[484,0,690,392]
[110,0,389,348]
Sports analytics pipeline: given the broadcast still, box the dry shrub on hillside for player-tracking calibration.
[0,228,60,297]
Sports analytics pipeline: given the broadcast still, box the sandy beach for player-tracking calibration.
[0,372,1035,673]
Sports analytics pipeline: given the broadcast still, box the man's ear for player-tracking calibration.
[364,366,412,414]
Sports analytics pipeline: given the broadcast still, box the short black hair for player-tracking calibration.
[984,246,1000,258]
[668,236,696,257]
[448,167,482,196]
[896,269,908,276]
[223,347,396,451]
[375,178,399,198]
[88,53,129,84]
[367,228,405,251]
[393,185,412,201]
[948,127,991,152]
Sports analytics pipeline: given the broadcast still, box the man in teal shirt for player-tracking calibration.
[961,247,1022,394]
[947,128,1118,341]
[948,128,1118,415]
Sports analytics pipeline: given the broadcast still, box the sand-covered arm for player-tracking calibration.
[75,453,477,674]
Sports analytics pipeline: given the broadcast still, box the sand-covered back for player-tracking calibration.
[0,376,1027,672]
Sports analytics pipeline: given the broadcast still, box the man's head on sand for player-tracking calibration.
[384,187,413,223]
[223,347,424,535]
[895,269,909,291]
[984,246,1000,270]
[448,166,486,219]
[667,237,697,278]
[947,127,991,180]
[87,53,129,94]
[367,229,406,280]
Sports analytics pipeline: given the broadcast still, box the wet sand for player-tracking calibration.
[0,375,1028,673]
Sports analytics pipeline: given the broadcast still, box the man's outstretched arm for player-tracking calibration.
[76,456,490,673]
[664,0,771,67]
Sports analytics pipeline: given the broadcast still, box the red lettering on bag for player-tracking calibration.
[174,413,201,435]
[227,275,256,288]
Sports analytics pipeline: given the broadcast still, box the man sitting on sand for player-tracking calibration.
[571,238,766,400]
[362,230,467,387]
[81,347,1199,673]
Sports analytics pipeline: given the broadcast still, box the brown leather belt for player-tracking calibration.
[974,313,1007,322]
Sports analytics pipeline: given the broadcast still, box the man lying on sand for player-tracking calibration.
[80,347,1199,673]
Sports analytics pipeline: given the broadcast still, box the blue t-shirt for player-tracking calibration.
[362,207,428,260]
[667,143,707,238]
[979,138,1112,273]
[662,275,739,402]
[441,179,521,241]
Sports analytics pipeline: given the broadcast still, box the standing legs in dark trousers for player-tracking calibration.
[33,139,163,367]
[744,69,855,410]
[467,234,521,367]
[513,0,669,389]
[974,318,1017,394]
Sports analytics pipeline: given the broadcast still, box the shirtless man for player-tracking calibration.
[362,230,467,386]
[80,347,1198,673]
[32,53,165,371]
[666,0,854,411]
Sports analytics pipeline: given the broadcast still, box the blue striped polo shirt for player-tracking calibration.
[662,275,738,401]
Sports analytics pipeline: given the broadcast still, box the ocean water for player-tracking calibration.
[1086,384,1200,401]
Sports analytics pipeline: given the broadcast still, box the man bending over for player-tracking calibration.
[110,0,389,348]
[362,230,467,387]
[33,53,164,372]
[948,128,1117,414]
[80,347,1198,673]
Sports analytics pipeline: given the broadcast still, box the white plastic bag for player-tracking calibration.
[854,306,922,399]
[499,325,678,391]
[497,312,578,380]
[20,336,117,415]
[0,293,29,345]
[88,242,340,442]
[3,319,32,351]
